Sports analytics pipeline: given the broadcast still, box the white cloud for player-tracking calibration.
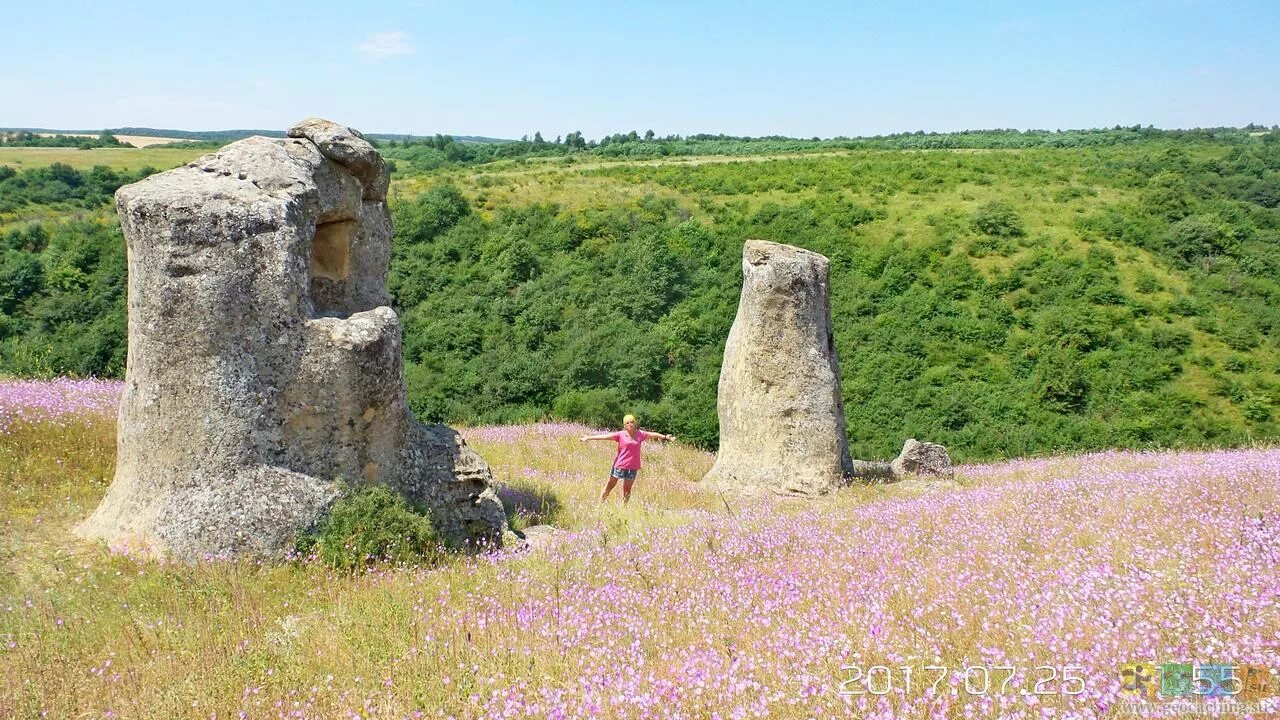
[357,32,414,60]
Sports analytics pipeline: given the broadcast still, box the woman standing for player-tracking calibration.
[580,414,675,503]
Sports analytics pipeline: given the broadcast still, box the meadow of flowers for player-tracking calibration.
[2,379,1278,719]
[0,377,122,433]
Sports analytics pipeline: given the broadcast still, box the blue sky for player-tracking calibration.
[5,0,1277,139]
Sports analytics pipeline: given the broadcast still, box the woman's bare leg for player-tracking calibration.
[601,477,618,501]
[622,478,635,503]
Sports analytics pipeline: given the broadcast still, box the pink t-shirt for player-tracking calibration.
[611,430,649,470]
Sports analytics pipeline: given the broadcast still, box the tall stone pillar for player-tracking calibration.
[703,240,853,496]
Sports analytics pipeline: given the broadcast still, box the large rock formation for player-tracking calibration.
[703,240,854,496]
[76,119,507,560]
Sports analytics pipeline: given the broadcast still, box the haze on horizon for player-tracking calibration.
[5,0,1278,140]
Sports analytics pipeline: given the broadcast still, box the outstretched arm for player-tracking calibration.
[646,431,677,442]
[580,433,617,442]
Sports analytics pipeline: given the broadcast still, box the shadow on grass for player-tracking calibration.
[496,482,564,530]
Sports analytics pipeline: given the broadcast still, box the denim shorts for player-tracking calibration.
[610,467,638,481]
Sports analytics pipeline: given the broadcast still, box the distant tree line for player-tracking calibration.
[0,131,132,149]
[381,126,1278,173]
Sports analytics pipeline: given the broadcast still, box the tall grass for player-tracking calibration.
[2,380,1278,718]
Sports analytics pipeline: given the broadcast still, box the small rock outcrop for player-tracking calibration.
[890,439,954,479]
[512,524,564,552]
[702,240,854,496]
[76,119,507,560]
[849,459,896,482]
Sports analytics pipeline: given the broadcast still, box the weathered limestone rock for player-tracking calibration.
[702,240,853,496]
[890,439,954,479]
[847,440,955,484]
[849,459,896,483]
[286,118,390,201]
[76,119,507,560]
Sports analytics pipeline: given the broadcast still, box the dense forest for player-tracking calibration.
[1,128,1277,459]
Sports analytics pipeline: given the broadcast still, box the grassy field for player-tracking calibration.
[2,379,1278,719]
[0,146,206,172]
[394,147,1183,287]
[397,145,1169,215]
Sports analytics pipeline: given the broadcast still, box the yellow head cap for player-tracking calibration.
[623,414,636,425]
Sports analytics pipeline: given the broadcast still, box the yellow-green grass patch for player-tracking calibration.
[0,146,206,172]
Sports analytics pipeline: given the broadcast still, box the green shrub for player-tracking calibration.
[1213,374,1248,402]
[0,250,43,313]
[1242,395,1273,423]
[1221,321,1261,351]
[1149,325,1193,352]
[1053,185,1095,202]
[296,485,443,571]
[972,201,1026,238]
[1143,171,1192,221]
[1033,346,1090,412]
[1085,283,1126,305]
[1223,355,1247,372]
[966,234,1014,257]
[552,388,627,428]
[1165,215,1237,264]
[1134,272,1162,294]
[1167,292,1203,313]
[394,184,472,243]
